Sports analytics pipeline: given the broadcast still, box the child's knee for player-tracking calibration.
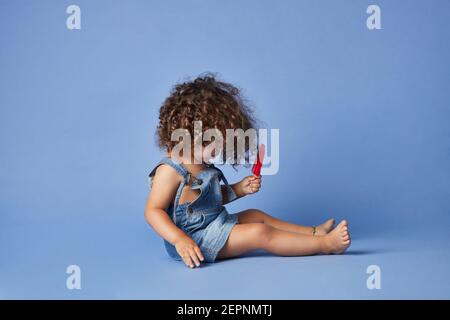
[250,223,273,248]
[248,208,270,220]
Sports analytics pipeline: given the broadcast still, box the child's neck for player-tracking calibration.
[168,152,207,174]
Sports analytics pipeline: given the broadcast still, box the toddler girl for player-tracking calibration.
[144,74,351,268]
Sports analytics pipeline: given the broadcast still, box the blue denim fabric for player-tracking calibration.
[148,157,238,263]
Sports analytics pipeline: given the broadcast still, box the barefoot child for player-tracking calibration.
[144,74,351,268]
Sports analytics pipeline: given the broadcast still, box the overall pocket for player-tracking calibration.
[184,209,206,233]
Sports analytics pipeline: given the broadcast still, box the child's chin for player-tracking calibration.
[204,153,223,164]
[199,155,211,163]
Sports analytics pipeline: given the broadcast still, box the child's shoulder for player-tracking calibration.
[148,159,184,189]
[149,157,187,182]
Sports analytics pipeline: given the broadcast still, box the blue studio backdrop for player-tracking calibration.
[1,0,449,299]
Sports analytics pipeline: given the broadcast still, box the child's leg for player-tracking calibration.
[236,209,335,236]
[217,220,350,260]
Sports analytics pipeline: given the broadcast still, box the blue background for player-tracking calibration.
[1,0,449,299]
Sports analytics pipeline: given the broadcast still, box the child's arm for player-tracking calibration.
[144,165,204,268]
[222,175,262,205]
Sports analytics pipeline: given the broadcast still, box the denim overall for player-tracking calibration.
[148,157,238,263]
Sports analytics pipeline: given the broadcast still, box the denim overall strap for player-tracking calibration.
[148,157,191,225]
[208,164,238,203]
[207,164,228,184]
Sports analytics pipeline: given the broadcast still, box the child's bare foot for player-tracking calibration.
[314,218,335,235]
[321,220,351,254]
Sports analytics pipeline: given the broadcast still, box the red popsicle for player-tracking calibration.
[252,144,265,176]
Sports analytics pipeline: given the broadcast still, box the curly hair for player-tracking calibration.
[156,73,259,164]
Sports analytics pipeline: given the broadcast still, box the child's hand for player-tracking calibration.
[174,235,204,268]
[239,175,262,195]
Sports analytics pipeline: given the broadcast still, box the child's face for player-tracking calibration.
[196,139,222,164]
